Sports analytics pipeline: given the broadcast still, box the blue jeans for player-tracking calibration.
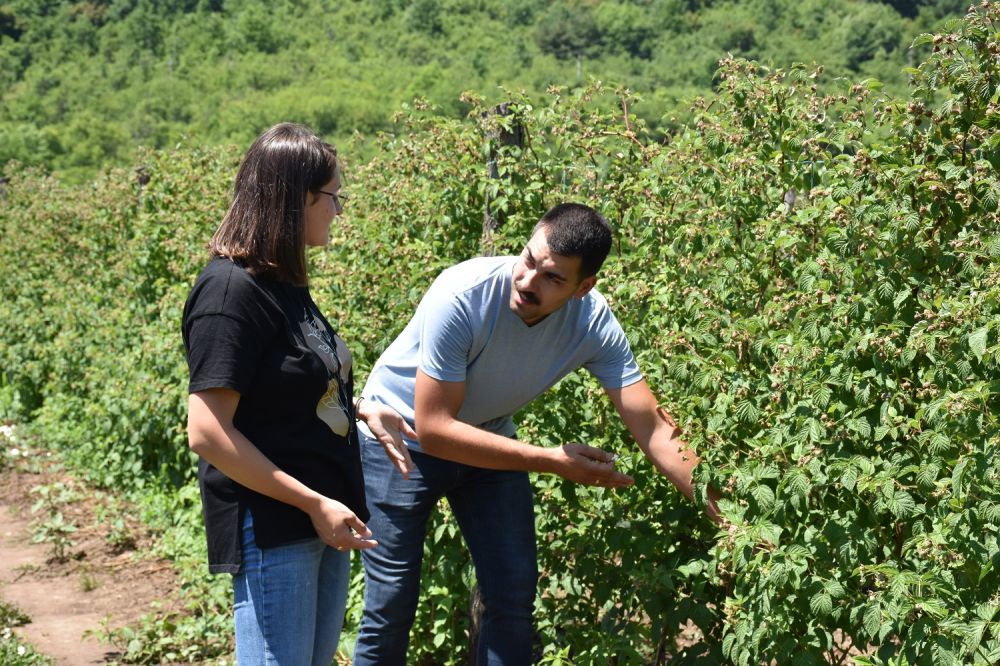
[353,432,538,665]
[233,511,350,666]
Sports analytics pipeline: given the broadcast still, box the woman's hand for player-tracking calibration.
[357,399,416,478]
[190,390,382,550]
[308,496,379,551]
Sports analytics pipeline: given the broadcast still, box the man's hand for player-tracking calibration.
[358,399,416,478]
[554,443,634,488]
[704,484,723,525]
[606,381,725,523]
[416,370,632,483]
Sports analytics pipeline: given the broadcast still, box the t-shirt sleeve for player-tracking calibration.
[584,309,643,389]
[183,266,279,395]
[417,286,474,383]
[186,312,269,394]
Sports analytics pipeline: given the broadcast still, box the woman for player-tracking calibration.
[182,123,414,665]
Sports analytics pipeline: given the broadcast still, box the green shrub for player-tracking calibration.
[0,145,238,488]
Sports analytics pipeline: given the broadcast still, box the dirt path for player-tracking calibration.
[0,461,180,665]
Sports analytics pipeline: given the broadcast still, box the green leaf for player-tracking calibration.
[433,523,448,543]
[953,457,970,498]
[735,399,760,424]
[928,432,951,453]
[808,418,824,442]
[975,602,997,621]
[751,484,776,512]
[989,235,1000,257]
[809,591,833,616]
[825,580,846,598]
[839,463,858,491]
[811,385,832,408]
[848,418,871,437]
[677,560,706,577]
[864,602,881,638]
[786,470,811,497]
[919,598,949,619]
[916,463,940,489]
[890,490,917,518]
[964,618,987,654]
[722,631,736,658]
[930,639,959,666]
[757,521,783,545]
[969,327,988,360]
[878,620,893,643]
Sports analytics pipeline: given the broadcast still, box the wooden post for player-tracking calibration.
[481,102,524,255]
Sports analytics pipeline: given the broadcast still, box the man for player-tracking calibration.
[353,203,719,665]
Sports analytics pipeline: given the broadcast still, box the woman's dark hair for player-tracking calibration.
[210,123,337,285]
[533,203,613,280]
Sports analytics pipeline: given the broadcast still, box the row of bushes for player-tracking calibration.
[2,5,998,664]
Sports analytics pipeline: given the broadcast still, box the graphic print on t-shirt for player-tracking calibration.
[300,311,352,437]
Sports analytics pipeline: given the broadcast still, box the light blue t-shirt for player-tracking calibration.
[360,256,642,451]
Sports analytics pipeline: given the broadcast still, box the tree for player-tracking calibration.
[838,3,905,70]
[0,5,23,39]
[534,1,600,61]
[878,0,969,19]
[407,0,443,35]
[594,1,657,59]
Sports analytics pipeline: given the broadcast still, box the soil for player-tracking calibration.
[0,459,181,665]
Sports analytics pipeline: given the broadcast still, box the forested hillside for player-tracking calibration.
[0,0,967,180]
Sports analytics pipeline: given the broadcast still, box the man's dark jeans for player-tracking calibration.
[353,432,538,665]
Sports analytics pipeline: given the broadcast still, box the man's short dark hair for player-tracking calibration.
[533,203,612,280]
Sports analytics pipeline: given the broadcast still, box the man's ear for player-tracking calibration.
[574,275,597,298]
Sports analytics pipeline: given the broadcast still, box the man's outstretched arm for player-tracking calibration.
[605,379,722,523]
[414,369,633,488]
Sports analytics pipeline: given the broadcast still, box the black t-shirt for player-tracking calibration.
[182,256,368,574]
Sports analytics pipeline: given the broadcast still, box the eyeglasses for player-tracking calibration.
[318,190,349,209]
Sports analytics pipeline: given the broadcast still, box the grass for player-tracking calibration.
[0,600,50,665]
